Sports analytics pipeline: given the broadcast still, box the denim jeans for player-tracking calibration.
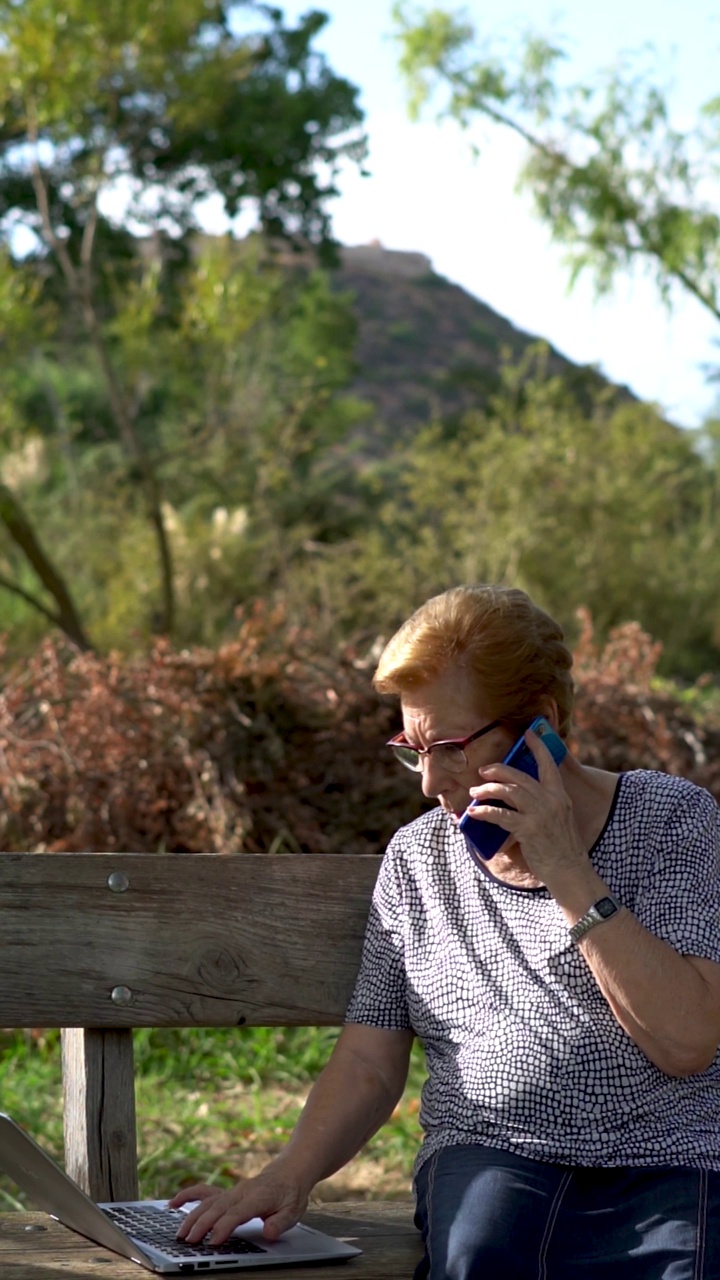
[413,1144,720,1279]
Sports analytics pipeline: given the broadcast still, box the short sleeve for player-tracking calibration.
[345,836,411,1030]
[634,784,720,963]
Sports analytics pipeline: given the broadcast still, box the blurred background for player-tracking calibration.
[1,0,720,857]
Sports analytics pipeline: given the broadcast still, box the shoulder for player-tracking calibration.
[615,770,720,858]
[618,769,718,819]
[592,771,720,920]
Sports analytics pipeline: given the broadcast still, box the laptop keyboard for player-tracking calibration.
[103,1205,267,1257]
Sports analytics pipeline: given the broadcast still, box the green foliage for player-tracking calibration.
[0,0,366,249]
[392,4,720,326]
[0,244,370,654]
[0,0,366,641]
[0,236,367,650]
[384,7,720,670]
[2,0,720,686]
[299,353,720,678]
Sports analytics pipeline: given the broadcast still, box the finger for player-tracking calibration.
[474,760,539,793]
[261,1207,302,1242]
[468,781,521,807]
[524,728,564,788]
[178,1197,228,1242]
[182,1202,231,1243]
[186,1189,275,1246]
[207,1208,256,1246]
[477,735,560,794]
[464,799,521,828]
[169,1184,216,1209]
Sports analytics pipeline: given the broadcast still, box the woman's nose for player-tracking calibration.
[420,753,447,799]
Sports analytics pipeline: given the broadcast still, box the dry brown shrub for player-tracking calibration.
[0,604,423,855]
[571,608,720,795]
[2,606,719,855]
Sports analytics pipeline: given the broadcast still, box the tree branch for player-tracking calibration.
[80,197,99,270]
[27,111,79,294]
[26,110,176,635]
[437,67,720,325]
[0,570,63,628]
[0,482,92,650]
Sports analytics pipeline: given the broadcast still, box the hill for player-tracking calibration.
[333,241,636,447]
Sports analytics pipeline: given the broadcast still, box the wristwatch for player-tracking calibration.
[569,895,621,943]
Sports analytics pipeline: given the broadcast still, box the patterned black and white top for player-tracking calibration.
[345,770,720,1174]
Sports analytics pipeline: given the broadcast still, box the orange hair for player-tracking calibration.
[373,585,574,737]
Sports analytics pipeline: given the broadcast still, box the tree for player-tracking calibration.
[328,353,720,677]
[0,0,365,641]
[1,234,369,655]
[392,4,720,328]
[0,244,90,646]
[125,235,370,650]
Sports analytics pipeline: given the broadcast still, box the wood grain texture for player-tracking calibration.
[61,1029,139,1202]
[0,854,380,1028]
[0,854,404,1265]
[0,1203,422,1278]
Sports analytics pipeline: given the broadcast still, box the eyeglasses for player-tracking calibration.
[386,720,503,773]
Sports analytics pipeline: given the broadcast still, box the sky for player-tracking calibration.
[232,0,720,429]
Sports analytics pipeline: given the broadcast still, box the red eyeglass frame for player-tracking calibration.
[386,718,504,764]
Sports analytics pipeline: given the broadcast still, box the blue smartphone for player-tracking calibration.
[459,715,567,864]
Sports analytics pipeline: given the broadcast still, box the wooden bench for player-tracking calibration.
[0,853,421,1278]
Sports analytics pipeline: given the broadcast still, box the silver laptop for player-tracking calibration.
[0,1114,361,1272]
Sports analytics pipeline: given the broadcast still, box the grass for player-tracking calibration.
[0,1027,425,1209]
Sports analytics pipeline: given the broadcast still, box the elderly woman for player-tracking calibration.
[172,585,720,1278]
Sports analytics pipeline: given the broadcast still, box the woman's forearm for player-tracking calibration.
[553,867,720,1076]
[174,1025,414,1248]
[277,1025,414,1190]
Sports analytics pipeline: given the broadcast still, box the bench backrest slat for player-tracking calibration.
[0,854,379,1028]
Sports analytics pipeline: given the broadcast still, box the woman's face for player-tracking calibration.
[400,666,516,823]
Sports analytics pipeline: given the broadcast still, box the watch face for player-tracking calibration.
[596,896,618,919]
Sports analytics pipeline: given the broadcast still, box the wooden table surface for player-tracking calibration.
[0,1201,422,1279]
